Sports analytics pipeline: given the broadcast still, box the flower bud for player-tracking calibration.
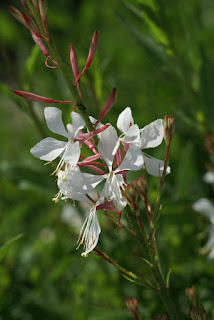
[9,6,27,27]
[122,182,138,207]
[163,115,176,146]
[134,176,148,200]
[39,0,48,33]
[185,285,197,305]
[152,312,168,320]
[189,304,208,320]
[125,297,139,319]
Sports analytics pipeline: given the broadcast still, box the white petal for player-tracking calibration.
[192,198,214,224]
[82,173,106,190]
[141,119,164,149]
[44,107,68,138]
[78,206,101,256]
[143,153,170,177]
[98,125,119,170]
[30,138,67,161]
[122,124,141,145]
[64,141,80,167]
[117,107,134,133]
[111,174,127,211]
[71,112,85,137]
[116,145,144,172]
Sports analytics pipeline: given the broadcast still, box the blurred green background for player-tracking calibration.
[1,0,214,319]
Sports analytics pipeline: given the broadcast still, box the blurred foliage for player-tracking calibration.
[1,0,214,319]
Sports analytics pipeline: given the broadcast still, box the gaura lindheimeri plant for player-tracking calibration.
[10,1,205,319]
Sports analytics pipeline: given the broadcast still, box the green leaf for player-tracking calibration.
[0,234,23,263]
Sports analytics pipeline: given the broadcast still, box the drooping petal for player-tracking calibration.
[116,145,144,172]
[98,125,119,170]
[30,137,67,161]
[122,124,141,145]
[44,107,68,138]
[143,153,170,177]
[140,119,164,149]
[117,107,134,133]
[78,205,101,256]
[64,141,80,167]
[71,112,85,138]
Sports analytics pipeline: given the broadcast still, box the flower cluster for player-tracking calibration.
[31,106,169,256]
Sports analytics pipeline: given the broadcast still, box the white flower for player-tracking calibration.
[193,198,214,259]
[30,107,85,173]
[117,107,170,177]
[86,125,144,211]
[77,204,101,257]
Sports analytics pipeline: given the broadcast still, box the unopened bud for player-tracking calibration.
[185,285,197,305]
[9,6,27,27]
[152,312,168,320]
[125,297,139,319]
[133,176,148,200]
[163,115,176,146]
[39,0,48,33]
[122,182,138,207]
[31,0,40,12]
[189,304,208,320]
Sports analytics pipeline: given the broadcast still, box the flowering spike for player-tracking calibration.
[74,30,98,85]
[95,88,116,127]
[14,90,75,104]
[163,115,176,146]
[9,6,27,27]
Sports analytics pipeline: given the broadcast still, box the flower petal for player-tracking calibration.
[192,198,214,224]
[30,138,67,161]
[117,107,134,133]
[78,205,101,256]
[64,141,80,167]
[122,124,141,145]
[98,125,119,170]
[44,107,68,138]
[140,119,164,149]
[71,112,85,137]
[143,153,170,177]
[116,145,144,172]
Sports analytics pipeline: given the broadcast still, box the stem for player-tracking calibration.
[151,137,172,232]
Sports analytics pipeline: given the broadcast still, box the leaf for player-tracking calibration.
[0,234,23,263]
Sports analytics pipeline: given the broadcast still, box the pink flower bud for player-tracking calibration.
[9,6,27,27]
[22,13,47,40]
[14,90,75,104]
[70,44,79,80]
[85,30,98,68]
[21,0,33,15]
[97,88,116,124]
